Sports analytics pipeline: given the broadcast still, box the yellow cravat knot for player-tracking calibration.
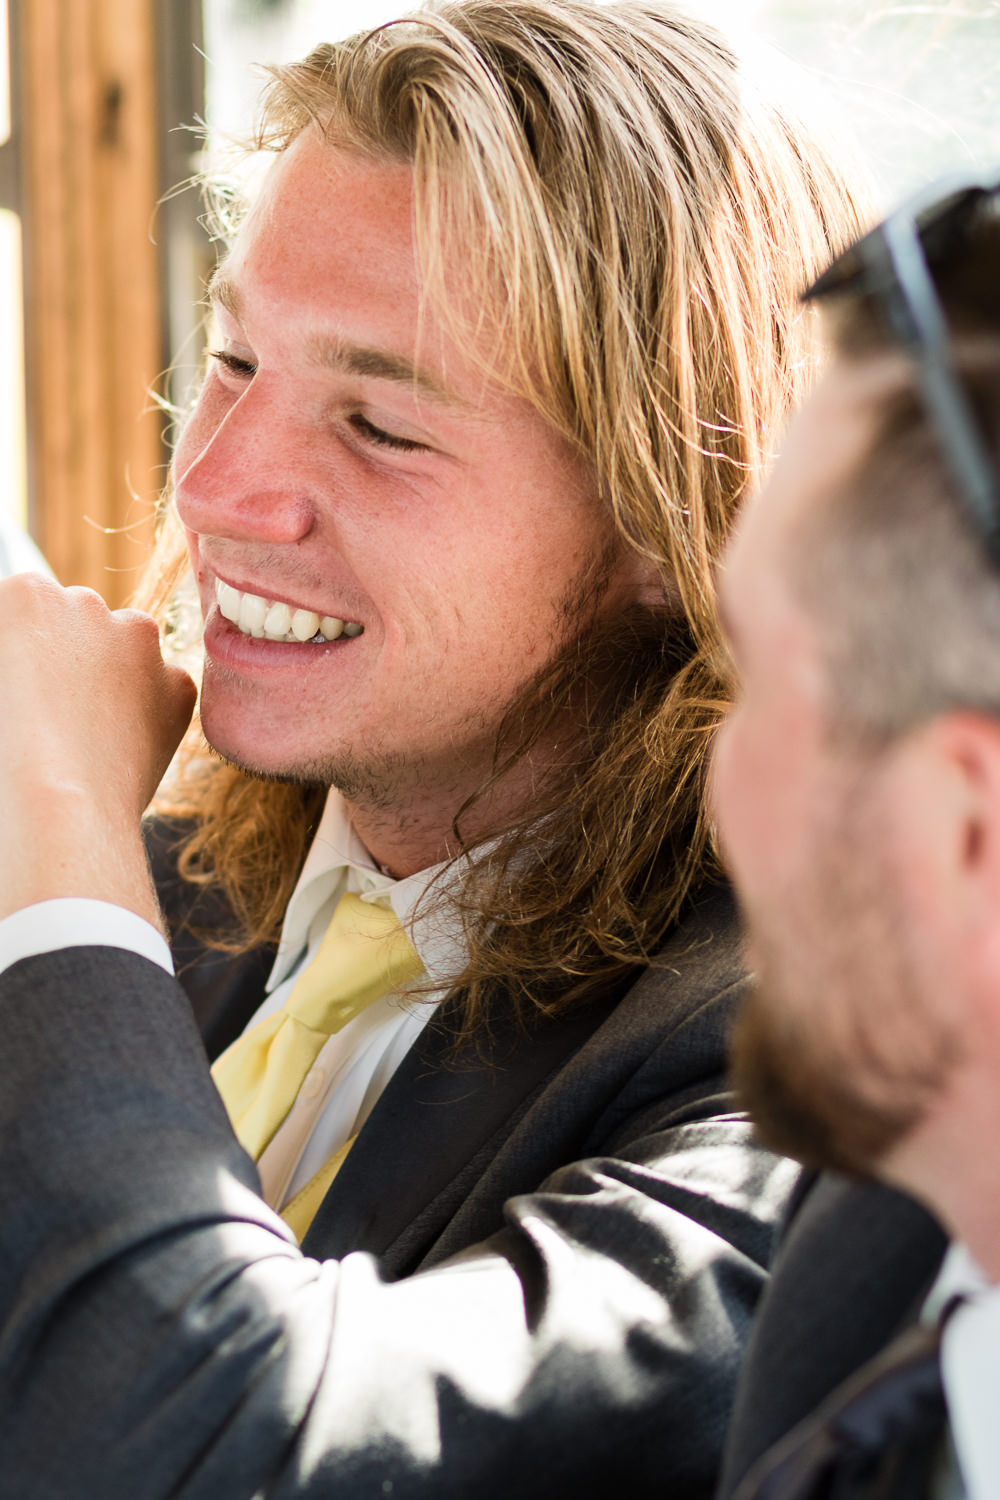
[211,892,423,1161]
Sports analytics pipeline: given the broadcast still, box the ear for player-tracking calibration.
[912,712,1000,1073]
[900,712,1000,951]
[618,546,675,610]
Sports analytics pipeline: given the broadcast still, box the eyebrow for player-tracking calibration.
[207,270,460,408]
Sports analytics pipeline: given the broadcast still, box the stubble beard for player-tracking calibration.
[204,532,627,828]
[731,808,961,1179]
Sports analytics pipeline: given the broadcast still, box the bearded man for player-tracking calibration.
[714,174,1000,1499]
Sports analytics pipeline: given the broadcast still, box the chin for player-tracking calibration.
[199,709,401,799]
[730,981,933,1179]
[198,708,307,784]
[204,739,317,787]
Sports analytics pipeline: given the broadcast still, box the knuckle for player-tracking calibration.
[66,584,110,612]
[113,607,159,633]
[0,570,61,611]
[166,663,198,707]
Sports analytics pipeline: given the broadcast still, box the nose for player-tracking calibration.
[173,379,316,546]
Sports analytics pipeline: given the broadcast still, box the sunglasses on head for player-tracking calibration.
[803,170,1000,565]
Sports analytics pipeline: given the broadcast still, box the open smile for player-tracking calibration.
[215,579,364,644]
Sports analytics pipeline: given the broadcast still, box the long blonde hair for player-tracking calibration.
[146,0,870,1027]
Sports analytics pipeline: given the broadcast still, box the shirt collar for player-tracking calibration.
[266,788,469,994]
[924,1242,992,1323]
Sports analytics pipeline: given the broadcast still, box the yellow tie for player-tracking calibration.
[211,892,424,1161]
[280,1134,357,1241]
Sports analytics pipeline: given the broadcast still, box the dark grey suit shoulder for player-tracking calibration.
[718,1173,948,1499]
[0,882,797,1499]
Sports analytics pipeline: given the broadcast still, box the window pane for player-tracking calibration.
[0,207,26,527]
[202,0,1000,203]
[745,0,1000,198]
[0,0,8,147]
[203,1,418,144]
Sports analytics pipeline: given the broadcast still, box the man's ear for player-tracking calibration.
[914,712,1000,1063]
[620,546,674,610]
[909,711,1000,939]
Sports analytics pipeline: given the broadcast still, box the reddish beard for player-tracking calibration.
[729,981,933,1177]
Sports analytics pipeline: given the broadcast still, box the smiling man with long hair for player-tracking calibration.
[0,4,866,1494]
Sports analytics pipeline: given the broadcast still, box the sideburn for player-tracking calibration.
[451,599,693,850]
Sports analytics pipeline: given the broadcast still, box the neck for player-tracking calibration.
[882,1075,1000,1282]
[339,750,549,879]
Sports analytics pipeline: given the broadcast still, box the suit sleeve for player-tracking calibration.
[0,945,793,1500]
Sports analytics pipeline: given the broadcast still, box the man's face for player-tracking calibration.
[711,377,959,1175]
[174,129,641,854]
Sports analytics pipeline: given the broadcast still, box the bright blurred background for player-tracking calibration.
[2,0,999,594]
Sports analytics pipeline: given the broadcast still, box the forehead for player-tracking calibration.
[223,128,419,292]
[216,127,529,409]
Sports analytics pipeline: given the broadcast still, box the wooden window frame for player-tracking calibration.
[12,0,203,606]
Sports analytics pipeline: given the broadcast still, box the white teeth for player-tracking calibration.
[291,608,320,641]
[263,601,291,637]
[217,580,242,625]
[238,593,268,636]
[215,580,362,643]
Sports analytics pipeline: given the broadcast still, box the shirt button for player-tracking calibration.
[300,1068,326,1101]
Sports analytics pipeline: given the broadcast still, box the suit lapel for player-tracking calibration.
[152,813,742,1277]
[306,886,743,1274]
[301,983,624,1271]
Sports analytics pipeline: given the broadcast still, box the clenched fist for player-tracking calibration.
[0,574,197,926]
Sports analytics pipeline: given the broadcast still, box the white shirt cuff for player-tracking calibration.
[0,899,174,977]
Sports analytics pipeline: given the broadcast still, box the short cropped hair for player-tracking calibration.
[792,219,1000,746]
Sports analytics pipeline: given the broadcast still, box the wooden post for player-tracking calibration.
[17,0,164,605]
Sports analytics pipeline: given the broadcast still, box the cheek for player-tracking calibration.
[712,710,768,870]
[713,701,815,900]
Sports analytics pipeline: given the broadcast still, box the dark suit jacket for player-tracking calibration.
[718,1174,950,1500]
[0,870,795,1499]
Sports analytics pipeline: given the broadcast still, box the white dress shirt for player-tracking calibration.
[925,1242,1000,1500]
[0,790,468,1214]
[249,792,467,1208]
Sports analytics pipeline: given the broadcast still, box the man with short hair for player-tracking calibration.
[713,175,1000,1498]
[0,3,862,1495]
